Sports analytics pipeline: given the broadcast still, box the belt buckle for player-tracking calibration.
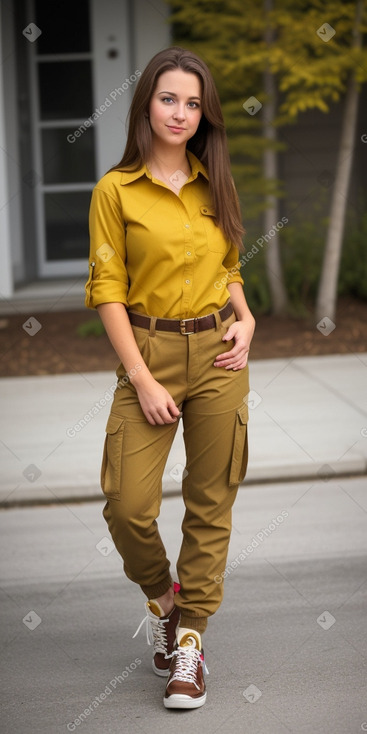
[180,318,196,335]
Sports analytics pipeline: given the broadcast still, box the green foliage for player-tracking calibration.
[242,210,367,315]
[339,212,367,298]
[241,254,272,314]
[166,0,367,222]
[76,319,106,337]
[167,1,367,122]
[280,219,326,308]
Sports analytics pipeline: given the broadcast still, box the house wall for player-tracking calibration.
[0,1,25,297]
[132,0,171,72]
[279,96,367,225]
[90,0,170,178]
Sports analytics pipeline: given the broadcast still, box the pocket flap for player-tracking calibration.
[105,413,125,434]
[237,403,249,425]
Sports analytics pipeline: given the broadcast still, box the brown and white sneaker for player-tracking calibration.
[163,628,208,709]
[133,597,180,677]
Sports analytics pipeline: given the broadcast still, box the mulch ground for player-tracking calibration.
[0,297,366,377]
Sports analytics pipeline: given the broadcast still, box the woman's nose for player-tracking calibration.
[172,105,185,121]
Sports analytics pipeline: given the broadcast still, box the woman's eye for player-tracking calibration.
[160,97,200,108]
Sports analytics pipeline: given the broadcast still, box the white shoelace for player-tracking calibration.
[168,642,207,689]
[132,607,169,655]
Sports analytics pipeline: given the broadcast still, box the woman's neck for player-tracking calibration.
[148,142,190,176]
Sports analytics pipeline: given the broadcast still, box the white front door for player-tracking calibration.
[27,0,132,277]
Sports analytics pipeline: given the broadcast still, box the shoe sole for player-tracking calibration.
[152,659,170,677]
[163,692,207,709]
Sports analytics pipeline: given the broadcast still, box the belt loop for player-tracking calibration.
[214,310,222,330]
[149,316,157,337]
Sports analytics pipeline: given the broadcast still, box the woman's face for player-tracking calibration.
[148,69,202,149]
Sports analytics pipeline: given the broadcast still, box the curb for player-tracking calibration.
[1,461,366,509]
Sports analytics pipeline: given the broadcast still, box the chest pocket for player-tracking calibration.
[200,206,229,254]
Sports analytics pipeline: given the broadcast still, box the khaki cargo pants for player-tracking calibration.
[101,307,249,634]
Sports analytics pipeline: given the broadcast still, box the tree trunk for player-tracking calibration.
[316,0,363,322]
[263,0,288,315]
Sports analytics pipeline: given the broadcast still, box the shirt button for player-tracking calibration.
[202,208,208,213]
[184,224,190,228]
[185,279,190,284]
[186,251,191,256]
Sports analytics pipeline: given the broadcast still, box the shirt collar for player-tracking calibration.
[119,150,209,185]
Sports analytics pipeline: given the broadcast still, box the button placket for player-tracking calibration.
[183,221,194,301]
[173,198,196,311]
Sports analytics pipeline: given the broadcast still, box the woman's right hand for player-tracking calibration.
[95,303,181,425]
[133,374,181,426]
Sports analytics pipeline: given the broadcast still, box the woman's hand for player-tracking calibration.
[214,316,255,370]
[96,303,180,425]
[134,374,181,426]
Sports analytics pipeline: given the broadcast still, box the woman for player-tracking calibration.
[85,46,255,710]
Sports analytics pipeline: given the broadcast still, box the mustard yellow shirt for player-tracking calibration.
[85,150,243,318]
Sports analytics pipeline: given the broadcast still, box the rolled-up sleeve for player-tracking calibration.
[222,243,244,286]
[85,185,129,309]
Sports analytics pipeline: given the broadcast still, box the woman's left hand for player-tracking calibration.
[214,317,255,370]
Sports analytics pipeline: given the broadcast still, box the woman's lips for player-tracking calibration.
[167,125,186,133]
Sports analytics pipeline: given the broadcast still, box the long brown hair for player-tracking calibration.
[110,46,245,251]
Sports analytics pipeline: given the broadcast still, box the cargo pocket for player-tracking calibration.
[229,404,249,486]
[100,412,125,499]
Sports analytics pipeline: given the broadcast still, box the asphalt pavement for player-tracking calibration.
[0,477,366,734]
[1,353,367,506]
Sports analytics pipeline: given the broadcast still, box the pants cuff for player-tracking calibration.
[140,574,173,600]
[178,614,208,634]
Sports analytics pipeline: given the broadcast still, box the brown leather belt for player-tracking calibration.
[128,301,234,335]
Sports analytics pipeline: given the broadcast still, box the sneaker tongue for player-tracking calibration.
[178,631,201,649]
[147,600,165,617]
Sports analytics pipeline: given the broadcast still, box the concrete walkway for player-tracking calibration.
[0,353,366,506]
